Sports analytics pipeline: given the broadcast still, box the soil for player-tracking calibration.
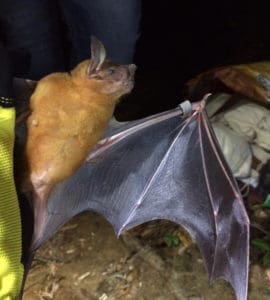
[23,211,270,300]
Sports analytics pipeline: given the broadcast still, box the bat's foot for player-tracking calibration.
[31,194,48,250]
[30,174,52,250]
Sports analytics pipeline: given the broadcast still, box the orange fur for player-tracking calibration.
[26,59,135,200]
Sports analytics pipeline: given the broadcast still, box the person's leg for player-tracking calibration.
[0,43,13,97]
[0,0,67,80]
[58,0,141,67]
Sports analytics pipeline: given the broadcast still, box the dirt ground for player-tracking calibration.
[22,211,270,300]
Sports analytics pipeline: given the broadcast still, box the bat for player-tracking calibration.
[16,94,250,300]
[14,59,249,300]
[23,36,136,245]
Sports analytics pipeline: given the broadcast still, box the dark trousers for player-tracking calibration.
[0,0,141,80]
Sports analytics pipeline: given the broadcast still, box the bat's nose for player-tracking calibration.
[128,64,137,76]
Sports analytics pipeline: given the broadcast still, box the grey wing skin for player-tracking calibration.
[197,110,249,300]
[32,104,249,300]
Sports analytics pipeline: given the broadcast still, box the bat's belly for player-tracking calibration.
[26,114,108,187]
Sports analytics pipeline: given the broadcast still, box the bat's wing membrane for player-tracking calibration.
[35,105,249,300]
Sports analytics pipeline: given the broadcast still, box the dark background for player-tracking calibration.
[116,1,270,119]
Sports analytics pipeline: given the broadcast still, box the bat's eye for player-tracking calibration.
[107,68,116,75]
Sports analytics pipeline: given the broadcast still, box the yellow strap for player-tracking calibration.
[0,107,23,299]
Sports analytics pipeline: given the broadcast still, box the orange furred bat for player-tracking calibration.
[25,36,136,239]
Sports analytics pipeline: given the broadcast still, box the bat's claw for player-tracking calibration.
[192,93,212,111]
[179,93,212,116]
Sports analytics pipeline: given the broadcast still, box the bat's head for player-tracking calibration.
[87,60,136,98]
[72,36,136,100]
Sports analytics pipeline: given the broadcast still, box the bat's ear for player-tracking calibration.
[86,36,106,76]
